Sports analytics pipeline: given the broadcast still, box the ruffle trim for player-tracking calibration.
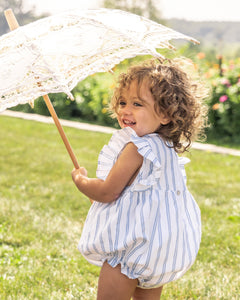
[96,127,133,180]
[96,127,190,190]
[177,156,190,184]
[96,127,161,190]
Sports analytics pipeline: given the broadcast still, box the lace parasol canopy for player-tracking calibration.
[0,8,198,111]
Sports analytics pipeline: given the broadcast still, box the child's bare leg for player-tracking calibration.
[97,261,138,300]
[132,286,163,300]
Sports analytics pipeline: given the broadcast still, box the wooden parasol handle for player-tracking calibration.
[4,9,80,169]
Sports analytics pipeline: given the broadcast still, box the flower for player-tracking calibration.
[219,95,228,102]
[211,79,217,86]
[101,108,108,114]
[221,78,231,87]
[204,72,211,78]
[109,83,116,89]
[216,54,223,60]
[197,52,205,59]
[102,99,108,105]
[212,103,220,110]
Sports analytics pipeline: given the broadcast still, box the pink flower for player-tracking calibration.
[221,78,231,87]
[219,95,228,102]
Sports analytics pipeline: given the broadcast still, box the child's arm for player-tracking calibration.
[71,142,143,203]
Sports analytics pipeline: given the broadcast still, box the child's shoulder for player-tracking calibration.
[110,128,173,158]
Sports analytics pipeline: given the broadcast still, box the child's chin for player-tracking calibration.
[124,125,135,131]
[122,124,132,129]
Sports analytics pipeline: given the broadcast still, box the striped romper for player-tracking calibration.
[78,127,201,288]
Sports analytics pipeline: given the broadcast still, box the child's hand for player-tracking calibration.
[72,167,94,203]
[71,167,88,183]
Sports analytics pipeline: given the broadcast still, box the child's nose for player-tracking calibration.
[121,104,132,114]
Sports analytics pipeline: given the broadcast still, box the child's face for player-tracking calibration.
[117,79,169,137]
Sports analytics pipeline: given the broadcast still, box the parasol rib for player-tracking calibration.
[4,9,80,169]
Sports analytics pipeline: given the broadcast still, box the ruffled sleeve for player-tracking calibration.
[178,156,190,184]
[96,127,161,191]
[96,127,133,180]
[130,131,161,191]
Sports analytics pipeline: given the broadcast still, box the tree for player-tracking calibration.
[0,0,47,36]
[103,0,164,24]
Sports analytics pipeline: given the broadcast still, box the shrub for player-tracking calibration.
[10,73,119,128]
[72,74,118,127]
[198,56,240,143]
[10,53,240,145]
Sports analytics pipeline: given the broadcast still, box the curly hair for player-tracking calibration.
[110,58,209,153]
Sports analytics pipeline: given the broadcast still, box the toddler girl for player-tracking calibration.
[72,58,208,300]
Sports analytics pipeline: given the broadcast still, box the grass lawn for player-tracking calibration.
[0,115,239,299]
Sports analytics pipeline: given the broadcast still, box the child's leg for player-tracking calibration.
[132,286,163,300]
[97,261,138,300]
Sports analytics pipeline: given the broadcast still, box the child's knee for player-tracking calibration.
[97,262,138,299]
[132,286,163,300]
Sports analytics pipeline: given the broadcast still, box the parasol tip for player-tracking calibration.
[4,8,19,30]
[4,8,13,16]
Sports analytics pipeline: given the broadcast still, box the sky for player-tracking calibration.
[24,0,240,22]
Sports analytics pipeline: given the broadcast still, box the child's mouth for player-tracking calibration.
[123,119,136,126]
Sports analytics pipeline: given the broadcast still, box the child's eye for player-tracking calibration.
[134,102,142,107]
[119,101,126,106]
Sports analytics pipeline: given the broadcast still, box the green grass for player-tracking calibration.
[0,116,239,299]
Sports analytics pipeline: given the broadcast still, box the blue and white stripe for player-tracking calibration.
[79,127,201,288]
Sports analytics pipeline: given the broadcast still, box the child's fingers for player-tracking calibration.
[79,167,88,177]
[71,167,88,178]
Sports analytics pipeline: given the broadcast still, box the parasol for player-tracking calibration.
[0,8,199,168]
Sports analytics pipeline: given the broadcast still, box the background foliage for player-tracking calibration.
[203,57,240,143]
[10,51,240,145]
[2,0,240,145]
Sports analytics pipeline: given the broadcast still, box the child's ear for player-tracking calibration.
[160,113,170,125]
